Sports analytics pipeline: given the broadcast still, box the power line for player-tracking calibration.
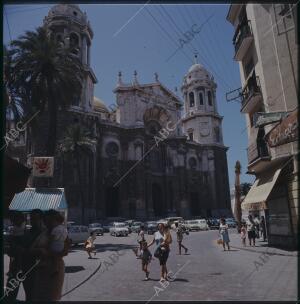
[4,7,12,42]
[158,5,198,56]
[181,5,233,90]
[143,6,193,64]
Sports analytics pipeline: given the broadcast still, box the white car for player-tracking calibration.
[67,225,90,245]
[109,222,129,237]
[185,219,209,231]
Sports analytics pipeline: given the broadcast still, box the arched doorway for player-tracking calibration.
[190,192,201,216]
[152,183,163,217]
[105,186,120,217]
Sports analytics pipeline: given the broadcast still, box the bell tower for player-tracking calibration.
[181,55,223,145]
[43,4,97,111]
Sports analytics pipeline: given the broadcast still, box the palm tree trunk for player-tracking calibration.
[75,150,85,224]
[46,84,57,156]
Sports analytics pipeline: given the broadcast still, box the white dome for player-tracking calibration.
[188,63,204,73]
[48,4,87,24]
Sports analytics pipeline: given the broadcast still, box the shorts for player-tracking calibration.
[158,249,169,266]
[248,231,256,239]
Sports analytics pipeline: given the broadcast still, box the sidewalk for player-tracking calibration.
[228,230,298,257]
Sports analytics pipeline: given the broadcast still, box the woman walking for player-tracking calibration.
[246,215,256,246]
[175,222,188,255]
[31,210,67,301]
[219,218,230,251]
[85,232,97,259]
[147,223,172,282]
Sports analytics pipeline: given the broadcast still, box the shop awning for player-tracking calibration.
[9,188,67,212]
[241,168,282,211]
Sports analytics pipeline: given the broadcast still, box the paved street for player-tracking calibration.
[5,229,297,302]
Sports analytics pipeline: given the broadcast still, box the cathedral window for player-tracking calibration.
[207,91,213,106]
[70,33,80,56]
[199,92,204,105]
[189,92,195,107]
[188,132,193,141]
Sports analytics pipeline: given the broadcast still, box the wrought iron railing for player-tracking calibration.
[233,20,253,55]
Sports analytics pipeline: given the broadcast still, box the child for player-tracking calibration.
[49,212,68,253]
[135,225,145,258]
[241,223,247,247]
[85,232,97,259]
[140,241,152,280]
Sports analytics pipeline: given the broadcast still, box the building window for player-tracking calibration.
[199,92,204,105]
[189,92,195,107]
[188,132,193,141]
[274,4,294,34]
[214,127,220,142]
[207,91,213,106]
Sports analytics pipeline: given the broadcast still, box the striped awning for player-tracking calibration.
[9,188,67,212]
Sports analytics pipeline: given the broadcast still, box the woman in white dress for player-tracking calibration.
[219,218,230,251]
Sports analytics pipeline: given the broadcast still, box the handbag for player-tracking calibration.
[154,246,162,258]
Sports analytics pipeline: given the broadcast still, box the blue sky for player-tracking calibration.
[3,4,255,188]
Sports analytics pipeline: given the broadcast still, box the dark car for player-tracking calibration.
[102,222,114,233]
[89,223,104,235]
[145,221,157,235]
[226,218,237,228]
[208,218,219,230]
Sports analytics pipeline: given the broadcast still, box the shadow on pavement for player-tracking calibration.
[65,266,85,273]
[173,278,189,282]
[68,243,137,253]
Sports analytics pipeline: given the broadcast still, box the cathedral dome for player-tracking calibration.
[47,4,87,24]
[93,96,109,113]
[186,63,212,83]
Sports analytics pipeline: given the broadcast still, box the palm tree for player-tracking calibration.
[59,124,96,224]
[8,26,84,155]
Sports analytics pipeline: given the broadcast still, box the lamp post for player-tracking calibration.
[234,161,242,233]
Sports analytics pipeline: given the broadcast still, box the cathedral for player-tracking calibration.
[12,4,232,222]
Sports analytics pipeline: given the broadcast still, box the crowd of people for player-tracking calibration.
[5,209,69,302]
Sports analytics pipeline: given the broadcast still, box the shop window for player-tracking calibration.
[189,92,195,107]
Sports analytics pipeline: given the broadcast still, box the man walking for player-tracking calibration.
[175,222,188,255]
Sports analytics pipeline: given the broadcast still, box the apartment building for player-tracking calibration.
[227,4,298,248]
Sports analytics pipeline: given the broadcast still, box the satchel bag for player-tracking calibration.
[154,246,162,258]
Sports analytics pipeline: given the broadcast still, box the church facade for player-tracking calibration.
[12,4,231,222]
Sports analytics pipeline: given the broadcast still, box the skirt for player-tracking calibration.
[221,231,230,243]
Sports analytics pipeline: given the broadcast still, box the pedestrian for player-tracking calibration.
[240,223,247,247]
[49,212,68,253]
[5,211,26,303]
[260,216,267,242]
[22,209,45,301]
[254,215,260,239]
[175,222,188,255]
[135,224,145,258]
[139,241,152,281]
[31,210,66,301]
[85,232,97,259]
[219,218,230,251]
[246,215,256,246]
[147,223,172,282]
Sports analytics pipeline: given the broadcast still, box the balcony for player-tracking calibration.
[240,74,263,113]
[233,20,254,61]
[247,141,270,165]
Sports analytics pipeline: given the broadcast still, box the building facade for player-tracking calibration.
[7,4,231,222]
[227,4,298,248]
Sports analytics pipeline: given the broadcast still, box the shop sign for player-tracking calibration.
[32,157,54,177]
[265,109,298,147]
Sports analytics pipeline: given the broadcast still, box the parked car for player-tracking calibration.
[226,218,237,228]
[145,221,157,234]
[67,225,90,245]
[207,218,220,230]
[109,222,129,237]
[89,223,104,235]
[185,219,209,231]
[131,221,143,233]
[157,219,168,226]
[102,222,114,233]
[123,222,132,233]
[166,217,184,227]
